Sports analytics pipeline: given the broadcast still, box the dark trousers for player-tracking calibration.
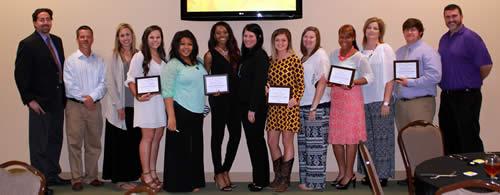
[209,96,241,174]
[164,102,205,192]
[439,90,484,155]
[240,103,270,186]
[28,104,64,180]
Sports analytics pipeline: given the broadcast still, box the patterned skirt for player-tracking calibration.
[328,85,367,144]
[266,104,301,133]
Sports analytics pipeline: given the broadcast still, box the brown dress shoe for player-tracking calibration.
[89,179,104,187]
[72,182,83,191]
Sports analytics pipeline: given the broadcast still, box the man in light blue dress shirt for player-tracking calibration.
[63,25,106,191]
[394,18,442,131]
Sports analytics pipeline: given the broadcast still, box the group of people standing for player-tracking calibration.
[14,3,492,195]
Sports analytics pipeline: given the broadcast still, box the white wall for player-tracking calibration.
[1,0,499,176]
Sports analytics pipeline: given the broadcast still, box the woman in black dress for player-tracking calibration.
[203,21,241,191]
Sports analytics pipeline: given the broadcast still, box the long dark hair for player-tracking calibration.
[141,25,166,76]
[208,21,240,72]
[241,23,265,58]
[169,30,199,66]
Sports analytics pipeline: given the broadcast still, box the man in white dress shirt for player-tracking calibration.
[63,25,106,191]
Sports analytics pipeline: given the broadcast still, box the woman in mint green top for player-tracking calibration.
[161,30,207,192]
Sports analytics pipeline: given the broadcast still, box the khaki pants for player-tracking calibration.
[65,100,103,183]
[395,96,436,131]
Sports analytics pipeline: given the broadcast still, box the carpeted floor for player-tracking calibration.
[50,181,409,194]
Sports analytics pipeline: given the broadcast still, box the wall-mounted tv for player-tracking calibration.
[181,0,302,21]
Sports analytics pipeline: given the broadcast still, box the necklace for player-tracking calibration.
[216,46,228,56]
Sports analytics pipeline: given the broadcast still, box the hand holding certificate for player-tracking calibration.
[135,76,161,95]
[394,60,419,80]
[328,65,356,86]
[268,86,291,105]
[204,74,229,95]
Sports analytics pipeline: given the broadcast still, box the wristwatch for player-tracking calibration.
[383,101,389,106]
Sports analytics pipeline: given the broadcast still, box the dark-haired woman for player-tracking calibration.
[203,21,241,191]
[161,30,207,192]
[328,24,373,190]
[125,25,166,192]
[238,23,270,191]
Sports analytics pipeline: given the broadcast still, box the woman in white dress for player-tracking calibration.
[125,25,166,192]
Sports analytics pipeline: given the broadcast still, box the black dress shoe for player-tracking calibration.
[380,179,388,187]
[362,177,388,187]
[248,183,264,192]
[45,187,53,195]
[397,178,408,185]
[47,176,71,186]
[72,182,83,191]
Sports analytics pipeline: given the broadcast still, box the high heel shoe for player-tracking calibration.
[330,175,343,186]
[223,171,237,188]
[214,173,232,192]
[140,172,160,192]
[336,175,356,190]
[150,169,163,189]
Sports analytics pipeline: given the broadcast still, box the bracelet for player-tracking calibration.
[309,107,317,112]
[383,101,389,106]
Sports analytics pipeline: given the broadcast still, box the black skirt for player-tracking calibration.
[102,107,142,182]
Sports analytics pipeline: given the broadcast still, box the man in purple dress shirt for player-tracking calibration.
[438,4,493,155]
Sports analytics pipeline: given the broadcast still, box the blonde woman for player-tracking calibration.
[102,23,141,190]
[357,17,396,187]
[266,28,304,192]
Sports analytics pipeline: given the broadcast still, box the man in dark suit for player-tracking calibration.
[14,8,70,195]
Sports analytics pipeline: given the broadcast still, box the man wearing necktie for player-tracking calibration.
[14,8,70,195]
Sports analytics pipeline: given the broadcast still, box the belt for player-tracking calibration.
[441,88,480,95]
[399,95,433,102]
[68,97,100,104]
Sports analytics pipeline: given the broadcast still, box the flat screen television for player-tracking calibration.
[181,0,302,21]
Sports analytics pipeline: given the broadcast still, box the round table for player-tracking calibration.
[414,152,499,195]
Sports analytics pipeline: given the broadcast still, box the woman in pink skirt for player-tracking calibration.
[328,24,373,190]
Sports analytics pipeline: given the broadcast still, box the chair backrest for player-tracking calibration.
[398,120,444,195]
[435,179,500,195]
[359,141,384,195]
[124,185,156,195]
[0,160,46,195]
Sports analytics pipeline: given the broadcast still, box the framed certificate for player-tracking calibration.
[394,60,419,80]
[268,86,291,105]
[327,65,356,86]
[135,76,161,95]
[204,74,229,95]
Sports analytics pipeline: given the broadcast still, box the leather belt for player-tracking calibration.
[399,95,433,101]
[441,88,480,95]
[68,97,100,104]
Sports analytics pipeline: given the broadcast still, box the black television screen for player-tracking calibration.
[181,0,302,21]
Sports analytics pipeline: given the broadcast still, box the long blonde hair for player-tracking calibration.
[270,28,294,62]
[113,23,138,56]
